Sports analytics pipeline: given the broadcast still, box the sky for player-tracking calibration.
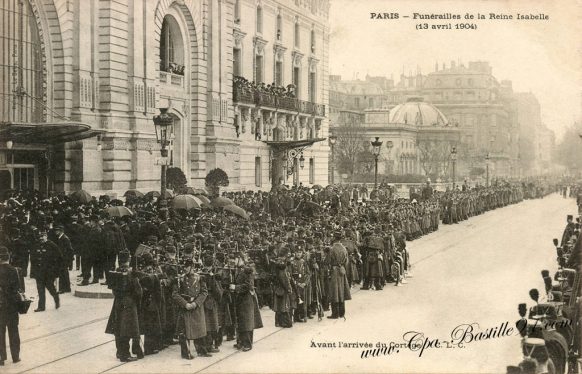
[328,0,582,140]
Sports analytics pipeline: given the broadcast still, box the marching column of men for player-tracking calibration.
[105,238,264,362]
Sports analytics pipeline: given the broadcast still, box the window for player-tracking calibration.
[275,61,283,86]
[160,15,184,75]
[309,71,316,102]
[256,6,263,34]
[1,0,45,123]
[255,157,262,187]
[294,20,300,48]
[354,97,360,108]
[468,78,474,86]
[234,0,241,24]
[368,98,374,107]
[276,14,282,41]
[435,79,442,87]
[233,48,241,76]
[455,78,462,86]
[293,67,300,98]
[255,55,264,83]
[309,158,315,184]
[310,28,316,53]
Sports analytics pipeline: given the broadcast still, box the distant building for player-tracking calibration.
[329,60,554,180]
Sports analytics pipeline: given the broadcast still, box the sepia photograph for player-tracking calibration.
[0,0,581,373]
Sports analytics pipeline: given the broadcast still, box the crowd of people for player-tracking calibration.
[234,76,296,99]
[0,179,558,365]
[505,187,581,374]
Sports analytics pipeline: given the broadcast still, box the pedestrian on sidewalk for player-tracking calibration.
[0,245,21,366]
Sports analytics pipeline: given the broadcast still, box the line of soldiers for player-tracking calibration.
[0,181,560,364]
[105,238,263,362]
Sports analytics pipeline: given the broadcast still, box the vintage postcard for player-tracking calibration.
[0,0,580,373]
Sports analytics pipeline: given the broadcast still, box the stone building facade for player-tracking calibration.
[0,0,330,195]
[329,61,554,179]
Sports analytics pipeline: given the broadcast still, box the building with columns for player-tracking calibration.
[329,61,557,180]
[0,0,330,195]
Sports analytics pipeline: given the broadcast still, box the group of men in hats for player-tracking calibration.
[0,179,557,365]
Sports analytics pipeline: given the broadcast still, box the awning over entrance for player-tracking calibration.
[0,121,105,145]
[263,137,327,151]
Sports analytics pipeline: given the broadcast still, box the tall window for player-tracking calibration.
[276,14,282,41]
[275,61,283,86]
[233,48,242,76]
[255,157,262,187]
[294,20,300,48]
[309,158,315,184]
[255,55,264,83]
[1,0,44,123]
[309,71,316,102]
[234,0,241,24]
[293,67,301,99]
[256,6,263,34]
[160,15,184,75]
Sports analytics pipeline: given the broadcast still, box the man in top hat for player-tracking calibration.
[53,224,73,294]
[327,231,351,319]
[29,228,62,312]
[0,246,21,366]
[561,215,575,247]
[105,249,142,362]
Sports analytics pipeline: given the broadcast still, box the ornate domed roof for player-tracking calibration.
[389,97,448,126]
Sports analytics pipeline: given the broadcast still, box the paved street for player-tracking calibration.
[6,194,575,374]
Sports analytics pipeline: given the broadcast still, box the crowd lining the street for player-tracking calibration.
[0,179,559,364]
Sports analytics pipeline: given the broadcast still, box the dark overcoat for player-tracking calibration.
[328,242,351,303]
[234,268,263,332]
[272,265,291,313]
[173,272,208,339]
[204,274,223,333]
[105,267,142,338]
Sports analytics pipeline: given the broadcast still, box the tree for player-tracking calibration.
[417,139,454,179]
[205,168,229,196]
[166,167,187,191]
[554,122,582,173]
[333,114,369,179]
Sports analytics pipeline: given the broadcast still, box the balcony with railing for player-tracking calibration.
[233,76,325,117]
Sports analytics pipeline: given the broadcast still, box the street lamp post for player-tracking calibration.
[153,108,174,205]
[371,136,383,190]
[485,153,490,187]
[329,135,337,185]
[451,146,457,190]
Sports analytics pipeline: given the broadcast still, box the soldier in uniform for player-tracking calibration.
[172,250,209,360]
[272,257,292,328]
[327,231,351,319]
[202,254,223,354]
[361,233,384,291]
[290,248,308,323]
[29,228,62,312]
[231,257,263,351]
[105,250,142,362]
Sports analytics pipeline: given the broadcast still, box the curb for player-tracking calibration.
[74,289,114,299]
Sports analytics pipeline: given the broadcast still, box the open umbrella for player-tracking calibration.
[145,190,174,200]
[312,184,323,190]
[171,194,202,210]
[69,190,93,203]
[145,191,160,199]
[211,196,235,208]
[196,195,211,205]
[124,190,144,198]
[105,206,134,217]
[184,186,209,196]
[223,204,250,220]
